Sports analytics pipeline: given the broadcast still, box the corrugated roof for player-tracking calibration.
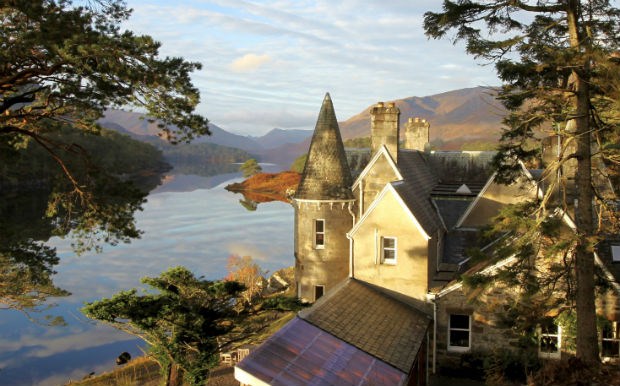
[236,317,407,386]
[299,279,431,373]
[295,93,354,201]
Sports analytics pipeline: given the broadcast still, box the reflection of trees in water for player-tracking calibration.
[0,172,162,322]
[232,190,291,211]
[239,197,258,211]
[170,162,239,177]
[0,241,69,324]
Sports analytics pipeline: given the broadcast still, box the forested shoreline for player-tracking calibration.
[0,127,170,192]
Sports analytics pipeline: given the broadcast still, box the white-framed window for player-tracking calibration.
[314,219,325,249]
[314,285,325,301]
[602,321,620,359]
[538,320,562,359]
[381,237,397,264]
[448,314,471,352]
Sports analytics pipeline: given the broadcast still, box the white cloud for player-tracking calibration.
[230,53,273,72]
[120,0,500,136]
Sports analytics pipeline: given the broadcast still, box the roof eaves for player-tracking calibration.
[559,209,620,294]
[436,254,518,298]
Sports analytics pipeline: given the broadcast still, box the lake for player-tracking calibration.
[0,169,294,385]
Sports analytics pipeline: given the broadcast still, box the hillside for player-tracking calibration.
[339,86,505,150]
[100,87,507,167]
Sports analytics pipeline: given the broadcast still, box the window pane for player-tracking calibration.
[602,340,620,358]
[315,220,324,232]
[540,336,559,353]
[450,314,470,330]
[384,249,395,261]
[315,233,324,246]
[449,330,469,347]
[383,238,395,248]
[315,286,324,300]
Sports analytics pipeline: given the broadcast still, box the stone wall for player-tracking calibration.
[294,200,354,302]
[435,284,523,371]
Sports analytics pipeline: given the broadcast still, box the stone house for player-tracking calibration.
[235,94,620,385]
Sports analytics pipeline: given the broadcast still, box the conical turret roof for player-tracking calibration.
[295,93,354,201]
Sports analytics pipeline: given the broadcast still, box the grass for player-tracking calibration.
[65,356,161,386]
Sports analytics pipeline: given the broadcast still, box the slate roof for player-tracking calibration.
[235,317,407,386]
[388,150,496,237]
[295,93,354,201]
[393,150,443,236]
[298,279,431,373]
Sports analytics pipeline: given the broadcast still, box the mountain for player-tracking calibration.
[99,87,507,168]
[339,86,506,150]
[256,128,313,149]
[100,110,262,151]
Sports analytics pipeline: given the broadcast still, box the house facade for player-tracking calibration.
[236,94,620,385]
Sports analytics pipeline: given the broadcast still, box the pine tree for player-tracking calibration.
[1,0,208,200]
[83,267,246,386]
[424,0,620,363]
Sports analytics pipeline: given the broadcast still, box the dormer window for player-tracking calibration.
[381,237,397,265]
[314,219,325,249]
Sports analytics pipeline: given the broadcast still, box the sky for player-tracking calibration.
[122,0,501,136]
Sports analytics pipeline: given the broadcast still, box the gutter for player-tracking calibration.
[426,292,438,374]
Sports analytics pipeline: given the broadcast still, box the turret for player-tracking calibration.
[293,93,355,303]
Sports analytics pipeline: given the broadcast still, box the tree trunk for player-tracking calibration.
[567,0,599,364]
[167,362,184,386]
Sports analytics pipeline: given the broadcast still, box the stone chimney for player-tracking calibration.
[370,101,400,163]
[404,117,430,152]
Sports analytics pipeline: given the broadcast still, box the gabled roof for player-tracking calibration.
[352,145,402,190]
[299,279,431,373]
[348,182,433,240]
[294,93,354,201]
[235,317,408,386]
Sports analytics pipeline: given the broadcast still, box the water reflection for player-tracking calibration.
[0,172,162,324]
[0,172,294,385]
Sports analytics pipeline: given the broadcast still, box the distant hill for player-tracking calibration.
[256,128,312,149]
[99,110,312,166]
[338,86,506,150]
[100,87,507,168]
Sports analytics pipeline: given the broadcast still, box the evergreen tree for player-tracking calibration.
[82,267,246,386]
[424,1,620,363]
[239,158,262,177]
[1,0,208,209]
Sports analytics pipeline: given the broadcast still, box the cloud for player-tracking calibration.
[230,53,273,72]
[121,0,500,136]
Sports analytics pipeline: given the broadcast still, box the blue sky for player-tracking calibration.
[123,0,500,135]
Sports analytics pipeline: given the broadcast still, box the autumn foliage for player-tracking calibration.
[225,171,301,203]
[225,255,266,304]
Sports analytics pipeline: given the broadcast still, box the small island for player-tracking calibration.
[225,171,301,203]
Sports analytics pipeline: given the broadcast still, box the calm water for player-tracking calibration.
[0,171,294,385]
